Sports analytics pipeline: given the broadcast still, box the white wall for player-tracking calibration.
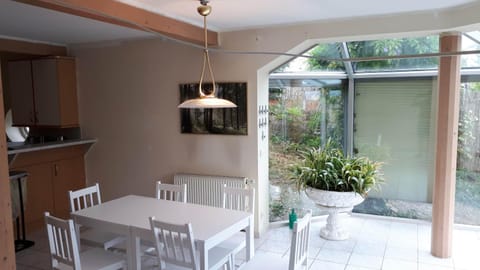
[71,1,480,235]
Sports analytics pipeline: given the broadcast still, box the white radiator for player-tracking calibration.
[174,173,248,207]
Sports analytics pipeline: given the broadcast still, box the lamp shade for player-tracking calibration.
[178,95,237,109]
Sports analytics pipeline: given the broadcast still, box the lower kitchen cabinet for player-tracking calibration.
[16,163,55,232]
[52,156,85,219]
[9,144,89,232]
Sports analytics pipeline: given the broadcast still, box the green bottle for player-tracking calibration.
[289,208,297,229]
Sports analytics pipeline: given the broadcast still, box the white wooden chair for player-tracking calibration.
[242,210,312,270]
[156,181,187,203]
[69,183,125,250]
[288,210,312,270]
[219,185,255,268]
[44,212,126,270]
[142,181,187,259]
[222,185,255,214]
[149,216,234,270]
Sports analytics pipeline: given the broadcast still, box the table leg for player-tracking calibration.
[246,217,254,261]
[198,241,208,270]
[127,230,141,270]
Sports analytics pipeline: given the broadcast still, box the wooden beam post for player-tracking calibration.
[431,33,462,258]
[14,0,218,46]
[0,62,16,269]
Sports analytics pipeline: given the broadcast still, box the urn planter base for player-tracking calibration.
[305,189,365,241]
[318,206,353,241]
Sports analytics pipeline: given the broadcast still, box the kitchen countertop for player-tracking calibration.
[7,139,97,155]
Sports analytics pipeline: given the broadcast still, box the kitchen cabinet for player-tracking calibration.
[52,156,86,219]
[15,163,55,232]
[8,57,79,127]
[9,144,88,232]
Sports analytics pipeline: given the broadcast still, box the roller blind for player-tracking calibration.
[354,79,435,202]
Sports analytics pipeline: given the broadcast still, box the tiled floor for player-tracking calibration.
[15,214,480,270]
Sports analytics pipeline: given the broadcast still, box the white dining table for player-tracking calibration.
[71,195,254,270]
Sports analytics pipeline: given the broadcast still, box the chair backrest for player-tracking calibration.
[45,212,81,270]
[149,216,197,270]
[69,183,102,212]
[156,181,187,203]
[222,184,255,214]
[289,210,312,270]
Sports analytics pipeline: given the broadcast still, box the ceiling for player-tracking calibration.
[0,0,476,45]
[0,1,152,45]
[118,0,476,31]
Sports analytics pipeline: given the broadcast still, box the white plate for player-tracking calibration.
[5,110,28,142]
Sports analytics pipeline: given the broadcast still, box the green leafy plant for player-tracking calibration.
[290,139,383,197]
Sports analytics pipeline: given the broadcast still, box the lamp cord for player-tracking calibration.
[199,15,216,98]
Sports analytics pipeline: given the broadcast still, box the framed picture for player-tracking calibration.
[179,82,247,135]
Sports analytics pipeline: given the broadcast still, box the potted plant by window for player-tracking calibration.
[291,139,383,240]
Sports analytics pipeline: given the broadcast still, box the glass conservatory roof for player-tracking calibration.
[272,32,480,77]
[462,31,480,69]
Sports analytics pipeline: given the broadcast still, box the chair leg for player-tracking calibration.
[74,224,81,250]
[229,255,234,270]
[231,252,246,269]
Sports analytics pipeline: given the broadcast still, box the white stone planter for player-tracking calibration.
[305,188,365,241]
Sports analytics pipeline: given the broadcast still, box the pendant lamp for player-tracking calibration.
[178,0,237,109]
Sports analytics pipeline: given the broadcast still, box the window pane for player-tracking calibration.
[353,78,435,220]
[274,43,346,73]
[461,31,480,69]
[348,36,439,72]
[268,79,346,222]
[455,79,480,226]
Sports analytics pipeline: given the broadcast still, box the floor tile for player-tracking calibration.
[264,226,292,241]
[322,238,356,252]
[309,234,327,248]
[386,236,417,249]
[309,259,346,270]
[346,265,380,270]
[381,258,417,270]
[417,238,430,251]
[348,253,383,269]
[15,264,41,270]
[242,250,287,270]
[308,246,321,259]
[16,249,51,269]
[418,250,453,267]
[418,263,453,270]
[353,242,386,256]
[384,246,417,262]
[316,248,351,264]
[283,245,321,260]
[253,236,267,249]
[453,253,478,270]
[257,238,290,254]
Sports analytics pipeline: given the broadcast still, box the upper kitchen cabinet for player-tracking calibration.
[8,57,79,127]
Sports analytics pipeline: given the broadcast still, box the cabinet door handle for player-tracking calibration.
[54,164,58,176]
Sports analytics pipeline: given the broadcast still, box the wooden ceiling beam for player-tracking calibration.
[14,0,218,46]
[0,37,67,55]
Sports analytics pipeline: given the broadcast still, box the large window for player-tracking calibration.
[268,78,346,222]
[455,78,480,225]
[268,32,480,226]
